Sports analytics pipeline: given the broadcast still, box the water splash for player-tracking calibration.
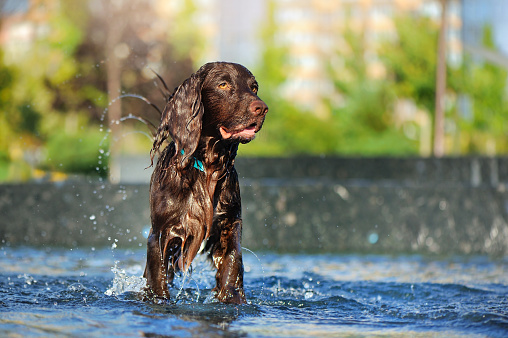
[111,129,154,143]
[103,254,216,303]
[242,247,264,270]
[106,93,161,134]
[96,93,159,154]
[3,247,507,337]
[174,269,201,303]
[116,93,163,116]
[86,91,161,239]
[104,261,145,297]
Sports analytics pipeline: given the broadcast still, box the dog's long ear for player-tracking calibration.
[150,72,204,168]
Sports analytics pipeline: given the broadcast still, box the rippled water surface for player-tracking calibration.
[1,246,507,337]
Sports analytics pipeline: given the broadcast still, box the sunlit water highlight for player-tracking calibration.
[1,246,507,337]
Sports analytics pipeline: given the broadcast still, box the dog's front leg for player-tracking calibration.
[213,219,246,304]
[143,231,170,300]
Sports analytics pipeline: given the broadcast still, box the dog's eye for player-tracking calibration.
[218,82,229,90]
[251,86,258,94]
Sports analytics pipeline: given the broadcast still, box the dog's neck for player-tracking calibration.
[197,136,238,167]
[192,136,239,205]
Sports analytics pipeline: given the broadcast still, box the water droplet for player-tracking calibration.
[142,226,151,238]
[368,232,379,244]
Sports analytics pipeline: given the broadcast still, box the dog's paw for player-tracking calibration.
[215,286,247,304]
[142,286,171,304]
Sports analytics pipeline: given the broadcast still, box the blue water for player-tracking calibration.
[1,246,507,337]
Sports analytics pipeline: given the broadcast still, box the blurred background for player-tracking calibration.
[0,0,507,182]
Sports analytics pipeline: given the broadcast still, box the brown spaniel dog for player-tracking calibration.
[144,62,268,304]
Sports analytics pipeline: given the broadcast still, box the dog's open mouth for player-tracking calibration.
[220,123,258,141]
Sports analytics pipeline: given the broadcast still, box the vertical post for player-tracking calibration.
[433,0,448,157]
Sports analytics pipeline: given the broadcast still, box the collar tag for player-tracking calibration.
[180,149,205,172]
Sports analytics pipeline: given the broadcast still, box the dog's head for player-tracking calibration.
[151,62,268,165]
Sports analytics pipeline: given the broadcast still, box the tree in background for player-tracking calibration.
[0,0,201,181]
[243,0,342,156]
[457,26,508,154]
[326,15,418,156]
[378,15,446,156]
[0,1,95,180]
[0,48,16,179]
[380,16,442,119]
[2,0,508,181]
[380,15,508,156]
[252,5,507,158]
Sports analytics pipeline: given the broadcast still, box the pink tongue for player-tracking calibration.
[235,127,256,138]
[220,126,256,139]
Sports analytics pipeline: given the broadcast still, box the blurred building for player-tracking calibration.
[183,0,466,113]
[140,0,507,112]
[0,0,56,64]
[462,0,508,55]
[268,0,463,112]
[179,0,266,69]
[461,0,508,68]
[2,0,506,110]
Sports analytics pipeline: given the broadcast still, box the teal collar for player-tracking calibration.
[180,150,204,172]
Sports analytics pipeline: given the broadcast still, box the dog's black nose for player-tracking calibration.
[250,100,268,116]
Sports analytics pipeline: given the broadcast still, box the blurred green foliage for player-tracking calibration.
[244,2,418,157]
[244,0,341,156]
[1,1,508,181]
[0,5,107,181]
[329,19,418,156]
[0,1,197,181]
[457,26,508,153]
[0,49,14,164]
[380,17,508,154]
[41,129,109,176]
[380,16,440,113]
